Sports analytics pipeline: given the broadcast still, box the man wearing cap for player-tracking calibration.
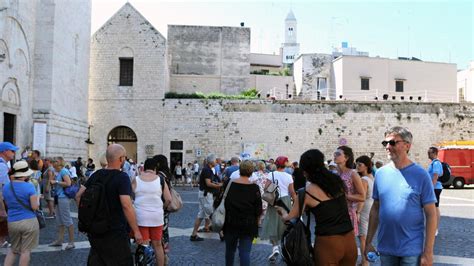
[0,142,19,247]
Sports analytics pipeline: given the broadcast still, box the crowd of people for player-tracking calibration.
[189,126,440,266]
[0,125,443,265]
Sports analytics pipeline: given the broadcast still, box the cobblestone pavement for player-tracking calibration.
[1,185,473,265]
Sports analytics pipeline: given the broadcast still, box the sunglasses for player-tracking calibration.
[381,140,405,147]
[334,151,343,157]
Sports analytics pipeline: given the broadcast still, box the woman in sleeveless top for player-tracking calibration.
[152,154,173,264]
[355,156,375,266]
[132,158,171,266]
[334,146,366,236]
[277,149,357,265]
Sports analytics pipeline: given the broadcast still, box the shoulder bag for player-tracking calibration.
[211,180,233,232]
[262,172,280,206]
[10,183,46,229]
[158,171,183,213]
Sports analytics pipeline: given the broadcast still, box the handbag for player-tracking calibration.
[64,182,80,199]
[211,180,233,233]
[262,172,280,206]
[166,187,183,212]
[10,182,46,229]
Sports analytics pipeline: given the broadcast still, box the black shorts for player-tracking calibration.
[434,189,442,207]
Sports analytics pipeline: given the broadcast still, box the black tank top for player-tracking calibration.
[306,191,353,236]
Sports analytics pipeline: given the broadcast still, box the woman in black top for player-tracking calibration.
[223,160,262,266]
[278,149,357,265]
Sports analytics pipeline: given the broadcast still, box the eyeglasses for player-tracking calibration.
[381,140,405,147]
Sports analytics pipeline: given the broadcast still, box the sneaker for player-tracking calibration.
[65,243,75,250]
[0,241,9,248]
[48,241,63,247]
[190,235,204,241]
[268,247,280,262]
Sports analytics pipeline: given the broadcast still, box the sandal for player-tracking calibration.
[197,228,210,233]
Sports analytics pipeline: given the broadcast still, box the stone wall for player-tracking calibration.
[32,0,91,160]
[159,100,474,167]
[168,25,250,94]
[0,0,37,152]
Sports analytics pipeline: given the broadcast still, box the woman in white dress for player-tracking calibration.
[355,155,375,266]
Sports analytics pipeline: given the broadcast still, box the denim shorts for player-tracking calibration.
[381,254,421,266]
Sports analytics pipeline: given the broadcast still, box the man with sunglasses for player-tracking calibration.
[365,127,437,266]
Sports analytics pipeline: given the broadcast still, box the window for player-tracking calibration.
[317,77,327,91]
[261,69,269,74]
[395,80,404,92]
[170,141,183,150]
[119,58,133,86]
[361,78,370,90]
[459,88,465,102]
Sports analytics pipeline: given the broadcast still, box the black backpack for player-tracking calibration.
[438,161,451,183]
[78,171,114,234]
[281,187,313,266]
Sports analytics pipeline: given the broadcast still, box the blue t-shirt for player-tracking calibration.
[0,158,10,185]
[427,159,443,190]
[54,168,70,198]
[224,165,239,179]
[3,182,36,222]
[373,162,436,257]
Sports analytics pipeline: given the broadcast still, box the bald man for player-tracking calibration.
[76,144,143,265]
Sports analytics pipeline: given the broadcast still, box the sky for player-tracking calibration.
[92,0,473,69]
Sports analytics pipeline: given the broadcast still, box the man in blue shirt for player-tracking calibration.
[223,157,240,180]
[427,146,443,237]
[365,127,437,265]
[0,142,19,247]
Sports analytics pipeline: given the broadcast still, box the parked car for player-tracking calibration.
[438,147,474,189]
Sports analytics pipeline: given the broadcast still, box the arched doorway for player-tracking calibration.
[107,126,137,163]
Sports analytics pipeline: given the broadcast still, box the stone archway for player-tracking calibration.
[107,126,137,163]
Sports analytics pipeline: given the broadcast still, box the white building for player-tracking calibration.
[1,0,91,159]
[457,61,474,102]
[332,42,368,57]
[281,10,300,65]
[332,56,457,102]
[293,53,334,100]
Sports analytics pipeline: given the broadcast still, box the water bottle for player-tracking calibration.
[367,251,380,262]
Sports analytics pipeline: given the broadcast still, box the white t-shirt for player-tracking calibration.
[193,163,199,173]
[266,171,293,197]
[68,167,77,178]
[230,170,259,182]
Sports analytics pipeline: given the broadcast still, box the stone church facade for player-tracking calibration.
[1,0,91,159]
[88,3,168,163]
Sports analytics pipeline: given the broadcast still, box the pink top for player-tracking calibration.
[339,169,359,235]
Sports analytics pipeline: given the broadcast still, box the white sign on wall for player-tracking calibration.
[33,122,47,156]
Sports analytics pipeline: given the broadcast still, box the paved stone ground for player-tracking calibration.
[0,185,473,265]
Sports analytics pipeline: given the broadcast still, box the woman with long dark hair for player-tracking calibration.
[153,154,173,264]
[277,149,357,265]
[355,155,375,266]
[334,146,365,236]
